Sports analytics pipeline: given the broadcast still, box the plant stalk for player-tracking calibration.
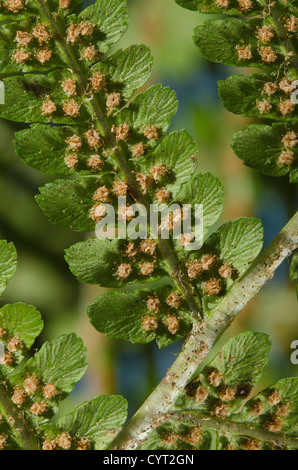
[0,381,40,450]
[172,411,298,449]
[109,211,298,449]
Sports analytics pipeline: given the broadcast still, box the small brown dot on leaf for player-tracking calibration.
[256,100,272,114]
[90,73,107,92]
[15,31,33,46]
[279,99,295,116]
[87,155,104,173]
[208,370,223,387]
[146,295,160,313]
[43,384,59,399]
[24,376,39,395]
[115,263,132,280]
[30,402,47,416]
[63,99,81,118]
[132,142,146,157]
[56,433,72,450]
[81,46,97,62]
[139,239,157,256]
[139,261,156,276]
[235,44,252,61]
[125,242,138,258]
[93,186,110,202]
[203,278,222,296]
[195,385,209,403]
[278,150,295,166]
[141,314,158,332]
[143,125,159,140]
[106,92,121,108]
[89,203,107,222]
[64,154,78,170]
[41,99,56,116]
[113,180,128,197]
[259,46,277,63]
[163,315,180,335]
[61,78,77,96]
[218,264,233,279]
[166,291,182,309]
[155,188,170,203]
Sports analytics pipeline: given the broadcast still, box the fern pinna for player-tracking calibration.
[176,0,298,182]
[0,0,262,345]
[175,0,298,295]
[0,0,297,450]
[1,240,298,450]
[0,240,127,450]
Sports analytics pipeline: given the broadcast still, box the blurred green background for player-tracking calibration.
[0,0,297,419]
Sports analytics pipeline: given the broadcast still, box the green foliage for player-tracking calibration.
[141,331,298,450]
[0,1,297,451]
[0,241,17,296]
[177,0,298,182]
[177,0,298,310]
[88,287,193,348]
[0,0,265,348]
[0,240,127,450]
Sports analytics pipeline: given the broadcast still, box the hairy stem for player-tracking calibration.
[0,382,40,450]
[109,211,298,450]
[171,411,298,449]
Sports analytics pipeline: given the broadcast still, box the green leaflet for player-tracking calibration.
[175,172,224,236]
[175,331,271,414]
[65,238,168,287]
[219,74,298,123]
[233,377,298,449]
[88,287,193,348]
[8,333,88,429]
[175,0,263,14]
[0,303,43,378]
[36,177,115,231]
[115,84,178,146]
[91,45,153,101]
[14,124,115,175]
[0,240,17,296]
[147,331,298,450]
[134,129,199,198]
[194,17,284,68]
[0,239,128,450]
[186,217,263,312]
[45,395,128,450]
[18,333,88,394]
[0,0,265,348]
[76,0,128,56]
[0,72,89,123]
[231,123,298,179]
[180,0,298,182]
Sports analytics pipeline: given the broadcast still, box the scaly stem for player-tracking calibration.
[0,382,40,450]
[109,211,298,450]
[171,411,298,449]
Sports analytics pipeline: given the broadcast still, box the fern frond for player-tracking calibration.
[176,0,298,183]
[0,0,267,347]
[0,239,127,450]
[140,331,298,450]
